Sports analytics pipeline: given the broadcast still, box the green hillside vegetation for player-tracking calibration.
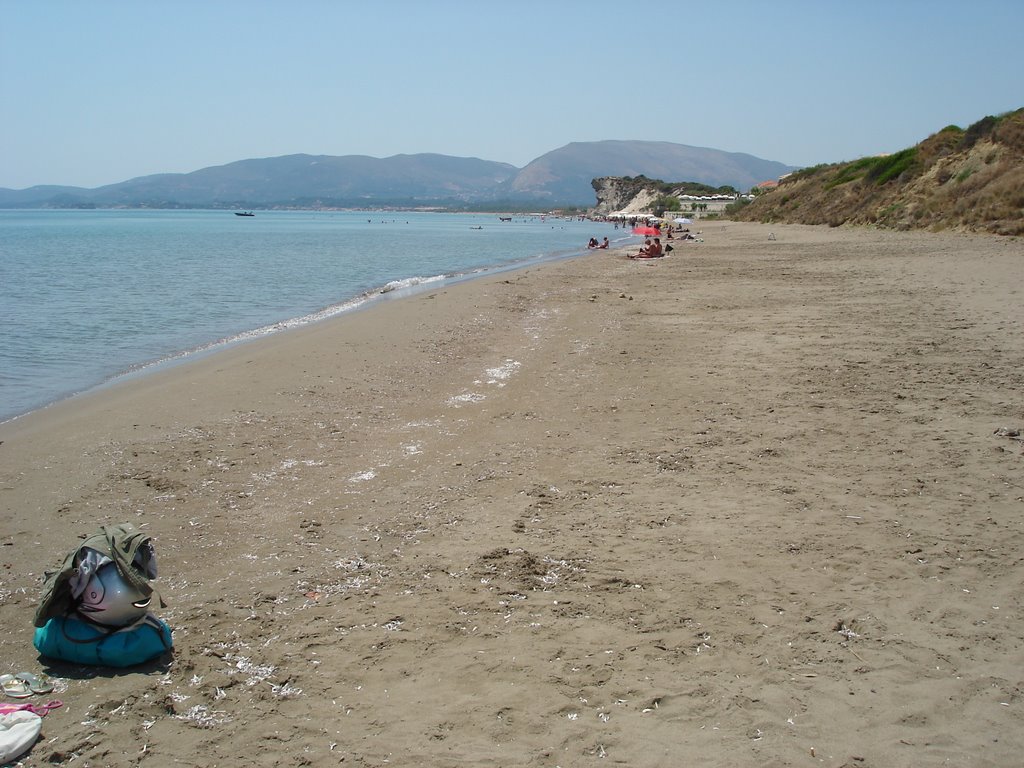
[610,175,737,198]
[733,108,1024,235]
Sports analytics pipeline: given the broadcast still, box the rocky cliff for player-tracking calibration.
[590,176,738,215]
[590,177,663,214]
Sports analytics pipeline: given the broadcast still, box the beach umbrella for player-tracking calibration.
[632,225,660,236]
[674,217,693,224]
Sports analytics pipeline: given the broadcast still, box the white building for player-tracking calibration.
[675,193,748,217]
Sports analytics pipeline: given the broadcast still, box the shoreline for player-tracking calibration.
[0,267,472,427]
[0,212,609,425]
[2,222,1023,766]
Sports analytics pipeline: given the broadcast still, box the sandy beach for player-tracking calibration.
[1,221,1022,767]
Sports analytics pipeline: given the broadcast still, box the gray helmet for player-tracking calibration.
[76,562,152,627]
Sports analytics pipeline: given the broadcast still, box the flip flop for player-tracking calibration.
[0,673,32,698]
[16,672,54,695]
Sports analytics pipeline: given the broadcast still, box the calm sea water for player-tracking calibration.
[0,209,629,422]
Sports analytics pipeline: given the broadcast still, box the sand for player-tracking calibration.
[1,221,1022,767]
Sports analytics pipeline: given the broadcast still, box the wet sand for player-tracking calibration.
[1,221,1022,767]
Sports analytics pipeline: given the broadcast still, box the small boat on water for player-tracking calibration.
[234,211,255,217]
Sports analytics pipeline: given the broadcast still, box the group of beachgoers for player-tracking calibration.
[627,237,672,259]
[587,222,703,259]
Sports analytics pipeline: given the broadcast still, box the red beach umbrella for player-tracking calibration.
[632,225,660,236]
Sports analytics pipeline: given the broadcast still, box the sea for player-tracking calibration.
[0,209,630,423]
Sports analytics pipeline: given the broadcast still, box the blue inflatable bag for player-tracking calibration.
[33,613,172,667]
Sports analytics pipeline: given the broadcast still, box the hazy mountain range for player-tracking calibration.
[0,141,797,209]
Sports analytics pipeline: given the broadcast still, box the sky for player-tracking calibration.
[2,0,1022,189]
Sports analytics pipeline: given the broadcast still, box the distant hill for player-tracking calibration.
[734,108,1024,235]
[0,185,96,207]
[0,154,519,209]
[506,141,795,204]
[0,141,796,210]
[97,153,520,207]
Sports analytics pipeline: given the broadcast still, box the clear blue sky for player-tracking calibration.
[2,0,1022,189]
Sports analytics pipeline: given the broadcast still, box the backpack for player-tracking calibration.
[34,523,163,628]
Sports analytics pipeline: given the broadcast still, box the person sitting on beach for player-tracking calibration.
[598,237,609,249]
[587,237,599,249]
[628,239,653,259]
[631,238,664,259]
